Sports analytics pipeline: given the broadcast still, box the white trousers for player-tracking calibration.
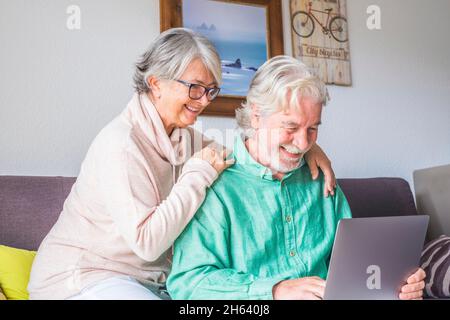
[67,276,163,300]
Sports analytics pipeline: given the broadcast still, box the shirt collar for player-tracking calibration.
[232,133,305,181]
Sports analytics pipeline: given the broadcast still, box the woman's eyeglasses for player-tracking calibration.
[175,79,221,101]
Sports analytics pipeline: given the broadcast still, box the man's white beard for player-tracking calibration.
[267,144,306,174]
[271,150,303,173]
[254,130,306,174]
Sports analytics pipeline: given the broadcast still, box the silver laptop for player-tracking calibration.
[324,215,429,300]
[414,164,450,240]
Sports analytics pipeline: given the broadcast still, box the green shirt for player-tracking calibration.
[167,135,352,300]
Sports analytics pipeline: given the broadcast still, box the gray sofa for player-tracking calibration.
[0,175,419,251]
[4,175,444,299]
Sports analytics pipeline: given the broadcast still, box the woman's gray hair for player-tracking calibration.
[133,28,222,94]
[236,55,329,138]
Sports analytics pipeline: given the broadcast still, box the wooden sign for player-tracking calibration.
[290,0,352,86]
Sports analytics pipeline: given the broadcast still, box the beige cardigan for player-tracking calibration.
[28,93,218,299]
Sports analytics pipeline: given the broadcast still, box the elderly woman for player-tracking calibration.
[28,28,336,300]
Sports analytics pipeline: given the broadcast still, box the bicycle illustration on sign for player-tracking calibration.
[290,0,351,86]
[292,1,348,43]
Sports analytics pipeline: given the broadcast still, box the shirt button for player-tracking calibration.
[286,215,292,223]
[289,250,296,257]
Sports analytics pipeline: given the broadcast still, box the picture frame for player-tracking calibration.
[160,0,284,117]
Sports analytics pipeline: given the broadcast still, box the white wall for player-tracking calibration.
[1,0,449,189]
[0,0,160,175]
[304,0,450,186]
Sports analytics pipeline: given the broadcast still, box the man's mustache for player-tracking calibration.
[279,144,306,155]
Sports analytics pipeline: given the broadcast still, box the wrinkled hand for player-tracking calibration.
[305,143,336,197]
[399,268,426,300]
[193,146,235,174]
[272,277,326,300]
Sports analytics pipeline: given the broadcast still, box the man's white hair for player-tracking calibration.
[236,55,329,138]
[133,28,222,94]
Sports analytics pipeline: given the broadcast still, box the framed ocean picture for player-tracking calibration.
[183,0,268,97]
[160,0,284,116]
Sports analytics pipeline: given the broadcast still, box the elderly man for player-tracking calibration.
[166,56,425,300]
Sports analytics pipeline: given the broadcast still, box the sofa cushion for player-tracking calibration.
[0,176,418,251]
[420,235,450,298]
[338,178,418,218]
[0,245,36,300]
[0,176,76,251]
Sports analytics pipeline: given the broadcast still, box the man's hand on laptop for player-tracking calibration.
[272,277,326,300]
[399,268,426,300]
